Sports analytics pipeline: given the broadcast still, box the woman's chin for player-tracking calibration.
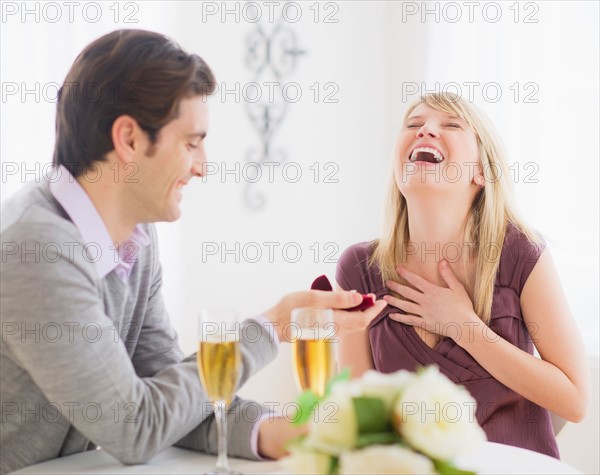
[398,178,455,193]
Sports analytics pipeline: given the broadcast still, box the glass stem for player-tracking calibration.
[214,401,229,472]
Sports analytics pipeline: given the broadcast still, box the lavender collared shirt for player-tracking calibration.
[49,165,150,282]
[48,165,275,458]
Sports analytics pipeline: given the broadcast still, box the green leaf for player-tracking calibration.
[328,455,339,475]
[355,432,400,448]
[292,390,320,425]
[352,397,390,433]
[433,459,477,475]
[291,368,352,426]
[415,365,428,376]
[324,368,351,397]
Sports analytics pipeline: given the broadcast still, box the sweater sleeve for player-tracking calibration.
[1,222,278,465]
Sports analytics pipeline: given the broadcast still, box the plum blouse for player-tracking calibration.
[336,223,559,458]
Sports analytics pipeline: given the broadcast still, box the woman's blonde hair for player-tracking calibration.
[371,92,541,325]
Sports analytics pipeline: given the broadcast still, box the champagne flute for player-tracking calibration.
[290,308,336,398]
[197,309,241,475]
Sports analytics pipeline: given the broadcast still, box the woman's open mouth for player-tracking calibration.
[409,147,445,164]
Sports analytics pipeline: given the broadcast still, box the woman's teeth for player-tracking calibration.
[409,147,444,163]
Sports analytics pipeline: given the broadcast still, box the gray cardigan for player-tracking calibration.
[0,179,278,474]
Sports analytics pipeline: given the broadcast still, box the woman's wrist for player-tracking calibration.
[453,312,490,350]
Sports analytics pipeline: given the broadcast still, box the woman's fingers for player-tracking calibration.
[396,266,433,292]
[438,260,463,291]
[382,294,420,315]
[385,280,423,303]
[388,312,424,327]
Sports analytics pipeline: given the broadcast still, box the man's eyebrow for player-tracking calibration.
[187,131,207,139]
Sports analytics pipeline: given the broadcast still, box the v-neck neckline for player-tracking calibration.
[408,324,453,353]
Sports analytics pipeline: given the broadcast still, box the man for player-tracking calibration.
[0,29,385,474]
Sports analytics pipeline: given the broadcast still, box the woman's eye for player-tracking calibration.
[445,123,461,128]
[187,143,199,150]
[406,124,421,128]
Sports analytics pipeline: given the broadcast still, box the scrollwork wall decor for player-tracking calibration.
[243,3,306,209]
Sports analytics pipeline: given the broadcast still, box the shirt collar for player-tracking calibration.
[49,165,150,280]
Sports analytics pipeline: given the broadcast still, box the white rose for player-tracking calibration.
[358,370,415,414]
[393,366,486,460]
[338,445,435,474]
[303,381,358,455]
[281,449,332,475]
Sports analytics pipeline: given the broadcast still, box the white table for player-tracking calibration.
[12,442,581,474]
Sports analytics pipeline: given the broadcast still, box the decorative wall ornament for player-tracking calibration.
[243,6,306,209]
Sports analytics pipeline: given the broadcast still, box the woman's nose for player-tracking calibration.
[417,124,439,138]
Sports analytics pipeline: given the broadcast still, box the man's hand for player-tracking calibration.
[263,290,387,342]
[257,416,308,460]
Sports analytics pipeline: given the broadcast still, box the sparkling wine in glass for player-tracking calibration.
[291,307,336,398]
[197,309,241,475]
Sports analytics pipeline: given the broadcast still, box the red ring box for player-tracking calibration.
[310,275,375,312]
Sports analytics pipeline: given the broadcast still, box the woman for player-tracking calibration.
[336,93,590,458]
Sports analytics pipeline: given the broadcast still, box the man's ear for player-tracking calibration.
[111,115,142,164]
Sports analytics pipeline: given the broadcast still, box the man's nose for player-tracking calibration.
[191,149,207,178]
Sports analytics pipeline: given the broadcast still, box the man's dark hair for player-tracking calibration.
[52,29,216,177]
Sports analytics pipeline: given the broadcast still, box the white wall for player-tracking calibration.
[168,1,396,405]
[1,1,598,472]
[387,0,600,355]
[556,355,600,475]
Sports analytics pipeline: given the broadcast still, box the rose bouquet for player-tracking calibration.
[283,365,486,474]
